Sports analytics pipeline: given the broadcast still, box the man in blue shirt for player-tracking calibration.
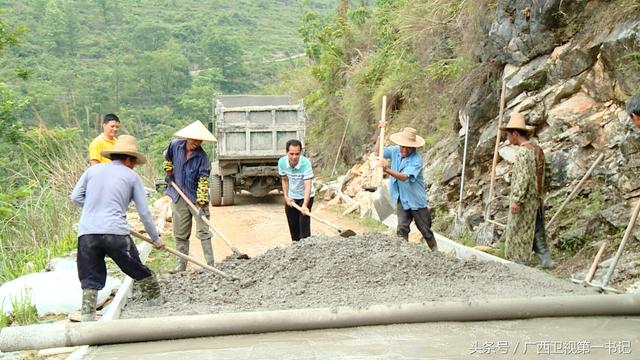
[164,121,216,270]
[375,126,437,251]
[278,139,315,241]
[70,135,165,321]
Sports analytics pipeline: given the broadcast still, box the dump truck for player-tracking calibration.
[209,95,305,206]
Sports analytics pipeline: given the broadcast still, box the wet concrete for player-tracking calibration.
[85,316,640,359]
[122,233,594,319]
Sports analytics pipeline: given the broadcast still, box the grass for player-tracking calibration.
[0,129,84,284]
[145,233,177,274]
[0,289,40,330]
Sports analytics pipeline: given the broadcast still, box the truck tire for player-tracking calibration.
[222,176,235,206]
[210,175,222,206]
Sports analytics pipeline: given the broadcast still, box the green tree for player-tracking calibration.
[200,31,251,93]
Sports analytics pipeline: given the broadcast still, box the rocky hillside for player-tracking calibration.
[422,1,640,289]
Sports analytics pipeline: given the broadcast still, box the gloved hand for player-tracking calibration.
[196,177,209,206]
[165,172,173,186]
[196,204,207,218]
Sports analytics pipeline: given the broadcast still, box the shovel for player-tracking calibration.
[170,181,250,260]
[289,202,357,238]
[130,229,237,280]
[452,112,470,238]
[475,79,506,246]
[364,95,388,193]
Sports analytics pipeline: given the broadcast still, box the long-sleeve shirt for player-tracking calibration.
[70,160,160,242]
[383,146,428,210]
[165,139,211,204]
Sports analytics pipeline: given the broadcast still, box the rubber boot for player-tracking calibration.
[138,275,163,305]
[173,239,189,272]
[537,251,556,269]
[424,237,438,252]
[201,238,215,266]
[80,289,98,322]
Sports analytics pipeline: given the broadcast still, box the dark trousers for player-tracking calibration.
[397,202,437,250]
[285,197,314,241]
[532,207,550,255]
[77,234,153,290]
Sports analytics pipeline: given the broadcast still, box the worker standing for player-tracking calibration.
[88,113,120,165]
[278,139,315,242]
[164,121,216,270]
[70,135,165,321]
[502,112,554,268]
[375,125,437,251]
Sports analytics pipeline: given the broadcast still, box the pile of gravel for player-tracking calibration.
[121,233,593,319]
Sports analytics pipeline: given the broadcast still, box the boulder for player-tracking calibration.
[482,0,587,64]
[547,42,599,82]
[546,92,599,132]
[504,55,550,102]
[597,19,640,96]
[581,56,616,102]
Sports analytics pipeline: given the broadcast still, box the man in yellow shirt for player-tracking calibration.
[88,114,120,165]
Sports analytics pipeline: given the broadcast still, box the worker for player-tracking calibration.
[164,120,216,270]
[88,113,120,165]
[70,135,165,321]
[278,139,315,242]
[375,125,437,251]
[501,112,554,268]
[627,93,640,129]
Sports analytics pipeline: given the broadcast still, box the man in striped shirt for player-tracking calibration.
[164,121,216,270]
[278,139,315,242]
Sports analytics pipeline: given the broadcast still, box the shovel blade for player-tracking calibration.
[339,229,357,238]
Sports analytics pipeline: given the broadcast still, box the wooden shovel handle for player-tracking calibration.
[170,181,245,256]
[289,201,342,232]
[130,229,236,280]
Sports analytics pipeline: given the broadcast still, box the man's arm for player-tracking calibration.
[300,179,312,215]
[88,140,101,166]
[510,150,531,214]
[70,172,88,207]
[281,176,292,206]
[132,177,164,249]
[382,165,410,182]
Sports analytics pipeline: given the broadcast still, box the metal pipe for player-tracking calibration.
[2,294,638,352]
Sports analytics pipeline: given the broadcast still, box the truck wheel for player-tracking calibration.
[210,175,222,206]
[222,176,235,206]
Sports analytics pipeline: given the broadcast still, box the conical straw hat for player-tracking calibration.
[500,112,535,133]
[389,127,425,148]
[100,135,147,164]
[175,120,216,142]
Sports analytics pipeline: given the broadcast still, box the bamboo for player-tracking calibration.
[547,153,604,229]
[601,199,640,287]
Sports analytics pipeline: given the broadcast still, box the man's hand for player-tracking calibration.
[300,205,310,216]
[153,240,165,250]
[164,171,173,186]
[196,204,207,218]
[377,159,388,169]
[284,196,293,207]
[510,202,521,214]
[378,121,386,129]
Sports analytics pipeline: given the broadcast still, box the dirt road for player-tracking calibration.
[187,192,371,266]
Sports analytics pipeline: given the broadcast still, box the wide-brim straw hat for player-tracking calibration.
[175,120,216,142]
[500,112,535,133]
[389,127,425,148]
[101,135,147,164]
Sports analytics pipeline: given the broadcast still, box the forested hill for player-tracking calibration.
[0,0,332,132]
